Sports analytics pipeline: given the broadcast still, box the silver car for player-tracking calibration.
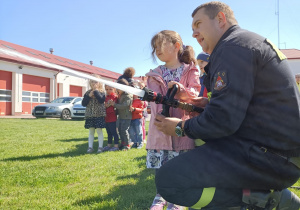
[71,101,86,119]
[32,97,83,119]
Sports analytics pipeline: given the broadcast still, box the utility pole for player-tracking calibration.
[276,0,280,48]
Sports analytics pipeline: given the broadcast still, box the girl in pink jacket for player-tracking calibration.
[146,30,200,210]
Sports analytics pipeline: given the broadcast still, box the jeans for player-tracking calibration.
[129,118,143,144]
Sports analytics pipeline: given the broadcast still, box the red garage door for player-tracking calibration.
[70,85,82,97]
[0,70,12,115]
[22,74,50,114]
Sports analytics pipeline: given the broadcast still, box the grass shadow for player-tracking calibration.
[73,166,156,210]
[1,137,109,162]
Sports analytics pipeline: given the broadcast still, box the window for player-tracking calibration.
[22,91,31,96]
[1,44,15,50]
[26,50,38,55]
[22,91,50,103]
[22,97,31,102]
[40,98,50,102]
[40,93,50,97]
[0,89,12,102]
[74,98,82,103]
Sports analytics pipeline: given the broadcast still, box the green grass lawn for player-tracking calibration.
[0,118,299,209]
[0,118,154,209]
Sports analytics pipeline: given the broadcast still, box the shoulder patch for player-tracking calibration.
[214,72,227,91]
[266,39,286,61]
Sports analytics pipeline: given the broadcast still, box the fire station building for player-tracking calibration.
[0,40,121,116]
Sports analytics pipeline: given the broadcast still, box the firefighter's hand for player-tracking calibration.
[190,97,209,108]
[154,114,181,136]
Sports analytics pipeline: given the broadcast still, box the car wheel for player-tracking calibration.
[61,109,71,120]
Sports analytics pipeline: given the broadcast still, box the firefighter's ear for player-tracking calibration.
[216,11,226,27]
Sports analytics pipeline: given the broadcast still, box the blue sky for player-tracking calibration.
[1,0,299,77]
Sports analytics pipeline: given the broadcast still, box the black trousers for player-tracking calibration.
[155,138,300,209]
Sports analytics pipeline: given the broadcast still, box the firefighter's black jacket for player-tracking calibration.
[185,25,300,154]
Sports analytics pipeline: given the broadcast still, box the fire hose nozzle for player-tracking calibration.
[141,86,204,114]
[141,87,162,103]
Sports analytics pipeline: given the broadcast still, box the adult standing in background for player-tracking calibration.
[154,1,300,209]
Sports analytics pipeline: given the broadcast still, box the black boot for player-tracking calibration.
[242,189,300,210]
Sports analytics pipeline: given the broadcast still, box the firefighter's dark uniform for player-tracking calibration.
[155,25,300,209]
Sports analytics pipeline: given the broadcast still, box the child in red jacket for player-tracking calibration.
[129,94,144,149]
[103,85,119,151]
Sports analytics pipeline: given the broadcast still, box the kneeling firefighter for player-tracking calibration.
[153,2,300,210]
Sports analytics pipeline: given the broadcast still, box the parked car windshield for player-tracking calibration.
[51,97,74,104]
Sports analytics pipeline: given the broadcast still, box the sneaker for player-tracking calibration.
[119,142,126,150]
[97,147,103,153]
[109,147,119,151]
[131,143,138,148]
[137,143,143,149]
[103,146,111,152]
[87,147,94,153]
[122,146,130,151]
[150,194,167,210]
[129,142,134,148]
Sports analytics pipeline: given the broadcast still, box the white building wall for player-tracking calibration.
[49,78,55,101]
[287,60,300,75]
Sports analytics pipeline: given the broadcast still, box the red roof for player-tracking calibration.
[0,40,121,80]
[280,49,300,60]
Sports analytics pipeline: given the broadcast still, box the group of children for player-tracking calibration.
[82,73,147,154]
[82,29,209,210]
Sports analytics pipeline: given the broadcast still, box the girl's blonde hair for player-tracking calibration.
[151,30,197,65]
[89,74,104,92]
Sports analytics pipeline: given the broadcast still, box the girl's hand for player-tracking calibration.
[167,81,179,93]
[129,106,134,112]
[139,82,145,89]
[110,100,115,106]
[105,101,110,108]
[129,106,135,112]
